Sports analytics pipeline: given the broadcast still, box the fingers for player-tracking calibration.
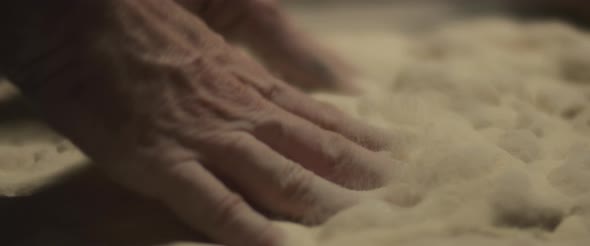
[263,83,393,152]
[250,106,394,190]
[154,161,283,246]
[175,0,359,92]
[232,6,357,92]
[199,132,366,224]
[230,0,359,92]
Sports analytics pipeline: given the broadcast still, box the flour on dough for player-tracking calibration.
[279,18,590,246]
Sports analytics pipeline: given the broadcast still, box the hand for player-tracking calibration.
[175,0,360,93]
[1,1,394,245]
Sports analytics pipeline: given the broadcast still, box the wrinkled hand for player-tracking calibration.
[0,1,393,245]
[177,0,360,93]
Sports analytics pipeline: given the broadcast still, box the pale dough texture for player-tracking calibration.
[279,18,590,245]
[2,2,590,245]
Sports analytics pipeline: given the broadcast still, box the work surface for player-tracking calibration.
[2,1,590,245]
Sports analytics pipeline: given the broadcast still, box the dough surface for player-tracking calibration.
[289,15,590,246]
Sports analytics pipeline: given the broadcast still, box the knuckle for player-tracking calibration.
[242,94,273,115]
[279,164,315,201]
[322,133,352,166]
[213,193,248,226]
[212,79,272,114]
[254,116,287,138]
[222,133,252,151]
[260,82,287,101]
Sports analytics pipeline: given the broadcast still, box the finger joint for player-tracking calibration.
[213,193,249,227]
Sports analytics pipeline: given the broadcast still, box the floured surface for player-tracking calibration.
[0,82,87,197]
[2,2,590,245]
[283,17,590,245]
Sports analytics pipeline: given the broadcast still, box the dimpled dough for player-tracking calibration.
[277,18,590,245]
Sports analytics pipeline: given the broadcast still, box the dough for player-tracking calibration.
[290,17,590,246]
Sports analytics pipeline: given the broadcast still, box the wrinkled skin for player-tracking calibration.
[175,0,360,92]
[0,1,394,245]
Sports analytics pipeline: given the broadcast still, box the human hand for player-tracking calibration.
[0,1,394,245]
[175,0,360,93]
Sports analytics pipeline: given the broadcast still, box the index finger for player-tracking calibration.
[196,132,368,224]
[153,161,284,246]
[263,84,394,151]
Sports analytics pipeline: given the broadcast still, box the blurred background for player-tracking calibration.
[282,0,590,30]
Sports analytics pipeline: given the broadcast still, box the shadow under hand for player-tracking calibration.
[0,95,38,124]
[0,166,206,246]
[0,80,39,123]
